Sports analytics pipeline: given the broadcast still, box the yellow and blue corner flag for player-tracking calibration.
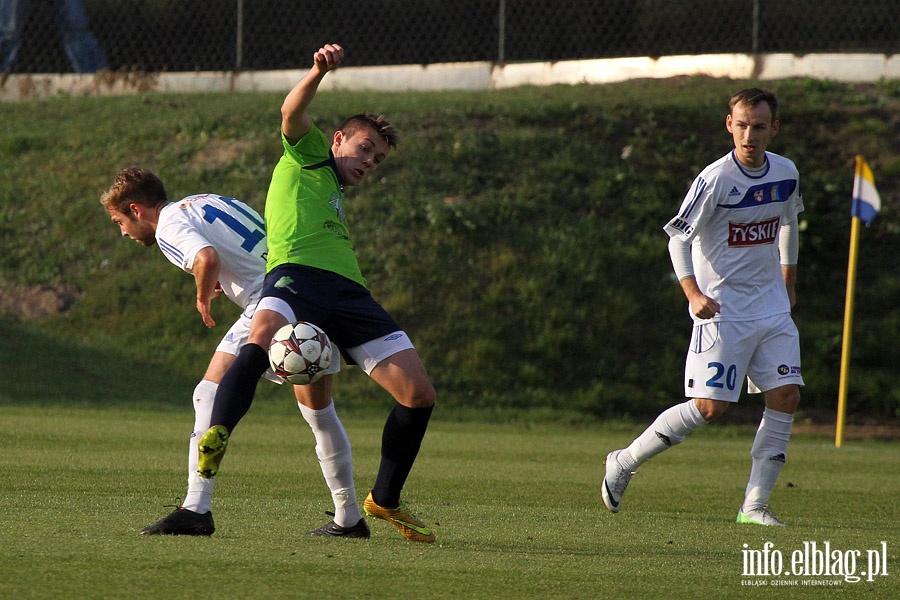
[851,155,881,225]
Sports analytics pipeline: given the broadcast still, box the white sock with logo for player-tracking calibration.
[618,399,708,471]
[183,379,216,514]
[742,407,793,513]
[297,401,362,527]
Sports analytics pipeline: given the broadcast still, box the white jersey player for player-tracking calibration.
[101,168,351,537]
[601,88,804,527]
[157,193,267,312]
[157,194,269,358]
[664,151,803,324]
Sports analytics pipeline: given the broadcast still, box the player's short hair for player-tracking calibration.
[729,88,778,122]
[338,113,400,150]
[100,167,169,218]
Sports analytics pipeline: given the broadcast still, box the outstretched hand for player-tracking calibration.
[281,43,344,142]
[313,44,344,73]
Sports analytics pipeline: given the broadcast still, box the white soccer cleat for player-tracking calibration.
[737,506,786,526]
[601,450,634,513]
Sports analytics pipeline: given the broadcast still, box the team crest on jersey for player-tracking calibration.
[753,190,765,203]
[770,186,780,201]
[329,192,346,223]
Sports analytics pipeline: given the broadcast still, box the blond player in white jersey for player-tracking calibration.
[101,167,357,537]
[601,88,804,526]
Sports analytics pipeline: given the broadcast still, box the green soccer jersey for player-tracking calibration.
[264,124,366,288]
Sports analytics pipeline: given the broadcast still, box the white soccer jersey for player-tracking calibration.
[156,194,267,309]
[664,151,803,322]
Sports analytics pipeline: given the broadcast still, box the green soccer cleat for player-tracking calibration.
[737,506,786,527]
[363,492,435,543]
[197,425,229,478]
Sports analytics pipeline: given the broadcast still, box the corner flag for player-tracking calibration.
[851,155,881,225]
[836,156,880,447]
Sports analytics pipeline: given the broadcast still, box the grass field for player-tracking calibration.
[0,401,896,599]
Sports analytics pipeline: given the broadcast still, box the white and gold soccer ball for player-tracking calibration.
[268,321,333,385]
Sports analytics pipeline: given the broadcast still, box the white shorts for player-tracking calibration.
[684,313,803,402]
[215,300,339,383]
[257,296,412,376]
[345,331,415,376]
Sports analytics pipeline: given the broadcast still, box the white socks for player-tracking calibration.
[618,399,708,471]
[615,401,793,513]
[180,383,361,526]
[297,401,362,527]
[742,407,793,512]
[183,379,216,514]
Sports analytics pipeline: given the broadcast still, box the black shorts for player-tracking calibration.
[261,264,402,363]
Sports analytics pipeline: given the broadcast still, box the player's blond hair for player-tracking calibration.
[338,113,400,149]
[100,167,168,218]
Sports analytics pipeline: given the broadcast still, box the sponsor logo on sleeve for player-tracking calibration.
[670,217,694,235]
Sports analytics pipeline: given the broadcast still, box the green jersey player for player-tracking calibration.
[197,43,437,543]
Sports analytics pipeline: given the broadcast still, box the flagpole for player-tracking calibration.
[836,155,865,448]
[836,214,861,448]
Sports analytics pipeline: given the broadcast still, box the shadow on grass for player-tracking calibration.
[0,319,194,411]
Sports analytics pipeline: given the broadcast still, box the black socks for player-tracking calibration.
[371,403,434,508]
[210,343,270,432]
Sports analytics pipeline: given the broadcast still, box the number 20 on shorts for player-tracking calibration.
[706,361,737,390]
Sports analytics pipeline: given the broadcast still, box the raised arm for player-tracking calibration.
[281,43,344,144]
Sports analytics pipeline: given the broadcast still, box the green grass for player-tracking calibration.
[1,402,896,599]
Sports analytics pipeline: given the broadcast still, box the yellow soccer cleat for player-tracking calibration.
[197,425,229,478]
[363,492,435,543]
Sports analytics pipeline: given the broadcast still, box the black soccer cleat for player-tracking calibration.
[139,507,215,536]
[306,517,370,539]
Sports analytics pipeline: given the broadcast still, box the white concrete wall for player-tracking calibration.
[2,53,898,102]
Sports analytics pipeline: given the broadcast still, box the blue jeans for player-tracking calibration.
[0,0,108,72]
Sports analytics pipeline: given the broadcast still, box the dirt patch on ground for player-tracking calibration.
[0,282,81,320]
[189,138,257,171]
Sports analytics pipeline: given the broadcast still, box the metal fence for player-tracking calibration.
[3,0,899,74]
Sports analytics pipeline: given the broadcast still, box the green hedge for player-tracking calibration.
[0,78,897,421]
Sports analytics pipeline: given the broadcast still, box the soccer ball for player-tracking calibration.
[268,321,333,385]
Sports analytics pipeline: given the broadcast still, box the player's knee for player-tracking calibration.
[765,385,800,414]
[414,382,437,408]
[419,381,437,407]
[694,398,728,421]
[399,380,436,408]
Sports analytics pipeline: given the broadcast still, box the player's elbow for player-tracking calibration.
[193,247,220,272]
